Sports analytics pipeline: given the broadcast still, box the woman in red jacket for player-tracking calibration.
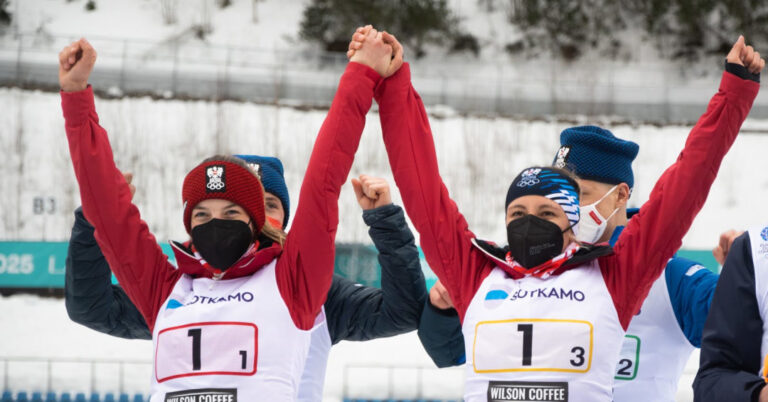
[350,30,763,401]
[57,31,394,400]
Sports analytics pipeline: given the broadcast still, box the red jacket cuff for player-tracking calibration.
[721,70,760,104]
[374,63,411,101]
[345,61,383,89]
[61,85,96,126]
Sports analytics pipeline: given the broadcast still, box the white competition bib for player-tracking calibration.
[462,263,625,402]
[297,308,332,402]
[150,260,312,401]
[473,319,592,373]
[155,322,258,382]
[612,270,696,402]
[614,335,640,380]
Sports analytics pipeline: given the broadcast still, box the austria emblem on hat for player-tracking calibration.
[246,162,262,179]
[554,145,571,168]
[205,165,226,193]
[182,158,266,234]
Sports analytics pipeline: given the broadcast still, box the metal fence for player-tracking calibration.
[342,364,464,401]
[0,32,350,107]
[1,356,151,394]
[1,32,768,123]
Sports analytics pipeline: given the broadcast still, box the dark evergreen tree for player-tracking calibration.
[300,0,392,53]
[0,0,10,26]
[507,0,625,60]
[627,0,768,59]
[505,0,768,61]
[300,0,473,57]
[451,33,480,56]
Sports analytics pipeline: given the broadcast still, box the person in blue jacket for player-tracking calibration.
[65,155,426,401]
[418,125,723,401]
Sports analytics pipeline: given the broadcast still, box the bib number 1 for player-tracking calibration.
[155,322,258,382]
[516,324,586,368]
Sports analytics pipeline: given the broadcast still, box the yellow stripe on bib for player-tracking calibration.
[472,318,594,374]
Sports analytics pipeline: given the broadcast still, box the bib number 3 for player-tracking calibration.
[155,322,258,382]
[474,319,593,374]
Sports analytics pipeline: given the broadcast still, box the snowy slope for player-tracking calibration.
[6,0,305,49]
[5,0,763,126]
[1,87,767,250]
[1,0,663,63]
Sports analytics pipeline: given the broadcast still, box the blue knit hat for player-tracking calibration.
[553,126,639,190]
[234,155,290,228]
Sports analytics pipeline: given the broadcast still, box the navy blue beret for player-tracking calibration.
[553,125,639,189]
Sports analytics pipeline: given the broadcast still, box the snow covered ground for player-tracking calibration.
[0,293,697,401]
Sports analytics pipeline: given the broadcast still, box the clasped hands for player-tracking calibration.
[347,25,404,78]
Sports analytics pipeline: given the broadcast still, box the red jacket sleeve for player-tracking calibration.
[276,62,382,330]
[374,64,492,320]
[62,87,180,332]
[600,71,759,330]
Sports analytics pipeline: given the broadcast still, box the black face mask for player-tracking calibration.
[191,219,253,271]
[507,215,566,268]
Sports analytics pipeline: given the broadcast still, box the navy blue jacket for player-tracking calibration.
[65,203,426,344]
[693,232,765,402]
[417,209,718,367]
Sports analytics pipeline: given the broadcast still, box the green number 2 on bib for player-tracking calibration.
[472,318,593,374]
[614,334,641,380]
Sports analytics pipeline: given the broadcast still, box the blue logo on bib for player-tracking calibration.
[484,286,511,309]
[166,299,183,310]
[761,227,768,241]
[485,290,509,300]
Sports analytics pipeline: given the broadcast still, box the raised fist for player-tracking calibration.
[58,38,97,92]
[351,174,392,210]
[348,26,404,78]
[712,229,745,265]
[123,171,136,200]
[348,26,393,77]
[429,280,454,310]
[727,35,765,74]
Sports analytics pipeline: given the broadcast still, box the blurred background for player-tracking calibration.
[2,0,768,401]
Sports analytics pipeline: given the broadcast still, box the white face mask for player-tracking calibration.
[577,185,619,244]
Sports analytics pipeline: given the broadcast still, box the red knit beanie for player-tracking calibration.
[182,160,265,234]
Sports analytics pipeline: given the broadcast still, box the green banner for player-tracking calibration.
[0,242,176,288]
[675,249,719,274]
[0,242,68,288]
[0,241,720,289]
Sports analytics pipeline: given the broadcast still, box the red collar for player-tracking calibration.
[502,243,580,279]
[471,238,582,280]
[170,241,283,280]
